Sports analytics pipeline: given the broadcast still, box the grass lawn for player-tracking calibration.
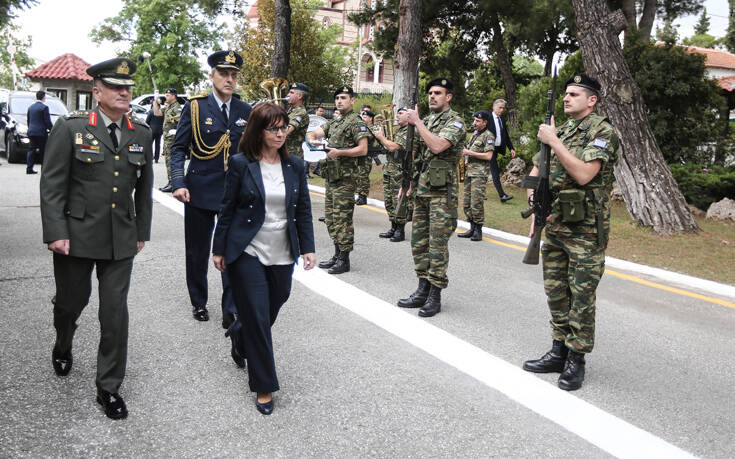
[309,166,735,286]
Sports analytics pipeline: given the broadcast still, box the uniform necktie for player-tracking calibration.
[108,123,118,150]
[221,103,228,125]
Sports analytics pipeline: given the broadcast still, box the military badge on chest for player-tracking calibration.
[235,118,247,127]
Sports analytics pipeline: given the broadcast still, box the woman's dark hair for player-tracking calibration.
[238,103,290,161]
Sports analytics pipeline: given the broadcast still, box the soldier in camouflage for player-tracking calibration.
[373,106,413,242]
[397,78,466,318]
[354,110,376,205]
[285,82,310,159]
[457,110,495,242]
[522,74,619,391]
[158,88,180,192]
[308,86,369,274]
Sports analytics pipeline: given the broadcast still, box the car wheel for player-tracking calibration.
[7,137,24,164]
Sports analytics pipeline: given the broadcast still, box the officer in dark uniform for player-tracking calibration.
[40,58,153,419]
[170,50,252,327]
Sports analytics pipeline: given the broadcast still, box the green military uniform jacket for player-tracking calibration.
[40,108,154,260]
[412,107,466,197]
[286,105,309,157]
[162,101,181,139]
[465,128,494,177]
[384,124,409,176]
[544,112,619,236]
[322,110,370,178]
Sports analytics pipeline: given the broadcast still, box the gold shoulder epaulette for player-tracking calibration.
[189,93,208,100]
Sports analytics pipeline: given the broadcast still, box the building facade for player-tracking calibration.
[23,53,94,112]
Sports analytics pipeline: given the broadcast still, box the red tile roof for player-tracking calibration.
[246,2,258,18]
[24,53,92,81]
[718,75,735,92]
[682,45,735,70]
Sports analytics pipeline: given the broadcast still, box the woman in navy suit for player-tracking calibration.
[212,103,316,415]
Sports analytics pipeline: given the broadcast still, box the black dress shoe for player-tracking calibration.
[52,347,73,376]
[159,183,173,192]
[222,313,235,330]
[500,194,514,203]
[192,306,209,321]
[26,170,38,174]
[256,399,274,415]
[96,390,128,420]
[224,325,246,369]
[318,216,326,222]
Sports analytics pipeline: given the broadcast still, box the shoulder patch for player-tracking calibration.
[453,121,464,129]
[294,116,302,122]
[487,139,493,144]
[593,138,609,149]
[359,125,367,132]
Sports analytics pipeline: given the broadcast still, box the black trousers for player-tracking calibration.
[27,135,47,171]
[229,252,294,393]
[52,253,133,393]
[184,204,236,315]
[151,131,162,162]
[488,154,507,198]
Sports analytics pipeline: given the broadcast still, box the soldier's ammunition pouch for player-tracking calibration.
[558,189,586,223]
[428,159,451,188]
[319,159,342,183]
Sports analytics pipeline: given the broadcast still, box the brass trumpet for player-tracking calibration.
[255,77,290,108]
[373,104,396,141]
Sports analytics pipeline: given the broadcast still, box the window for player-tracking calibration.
[76,91,92,110]
[322,17,330,27]
[47,89,67,106]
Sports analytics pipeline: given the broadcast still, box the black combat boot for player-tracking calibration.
[355,194,367,206]
[379,222,396,238]
[318,244,340,269]
[558,350,586,391]
[522,340,569,373]
[418,285,442,317]
[457,222,474,238]
[470,223,483,241]
[397,278,430,308]
[328,250,350,274]
[390,224,405,242]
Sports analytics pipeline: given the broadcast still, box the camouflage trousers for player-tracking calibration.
[541,230,606,354]
[383,169,412,225]
[162,136,174,182]
[325,176,357,252]
[355,161,371,196]
[462,174,488,225]
[411,193,457,289]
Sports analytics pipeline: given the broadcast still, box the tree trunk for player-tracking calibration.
[393,0,422,110]
[571,0,698,235]
[621,0,636,25]
[638,0,657,42]
[490,12,518,130]
[270,0,291,78]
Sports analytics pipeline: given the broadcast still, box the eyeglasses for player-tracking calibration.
[265,125,288,133]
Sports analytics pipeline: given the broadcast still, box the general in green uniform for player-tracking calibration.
[159,87,180,192]
[40,58,153,419]
[522,74,619,391]
[458,109,494,241]
[373,106,414,242]
[308,85,369,274]
[286,82,310,159]
[397,78,465,318]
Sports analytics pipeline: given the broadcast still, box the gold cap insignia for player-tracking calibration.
[574,75,582,83]
[441,79,447,85]
[117,61,130,75]
[291,83,297,88]
[343,86,348,92]
[225,51,236,64]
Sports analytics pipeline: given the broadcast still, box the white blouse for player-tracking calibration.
[244,160,294,265]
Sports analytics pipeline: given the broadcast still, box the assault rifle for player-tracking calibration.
[395,85,418,220]
[520,68,557,265]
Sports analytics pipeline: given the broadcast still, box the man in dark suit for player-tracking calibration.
[26,90,53,174]
[487,98,515,203]
[171,50,252,327]
[40,58,153,419]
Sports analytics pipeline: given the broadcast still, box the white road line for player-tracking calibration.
[153,189,695,459]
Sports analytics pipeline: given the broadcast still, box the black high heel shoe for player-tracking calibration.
[256,396,274,415]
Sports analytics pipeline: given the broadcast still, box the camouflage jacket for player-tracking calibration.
[286,104,309,157]
[162,101,181,138]
[464,128,494,177]
[322,109,370,175]
[413,107,466,197]
[384,124,409,176]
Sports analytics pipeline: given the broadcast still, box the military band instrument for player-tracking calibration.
[373,104,396,142]
[458,153,466,183]
[253,77,290,108]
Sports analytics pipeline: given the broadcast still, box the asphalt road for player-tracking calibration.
[1,160,734,458]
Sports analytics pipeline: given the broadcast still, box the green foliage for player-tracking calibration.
[682,33,722,48]
[727,0,735,53]
[0,0,37,28]
[234,0,352,101]
[656,19,680,44]
[0,20,34,89]
[624,40,723,164]
[90,0,224,95]
[669,163,735,210]
[694,7,710,35]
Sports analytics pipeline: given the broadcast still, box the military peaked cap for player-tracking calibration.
[290,82,309,92]
[165,88,177,95]
[565,73,601,95]
[87,58,136,86]
[473,110,490,121]
[207,50,243,70]
[426,77,453,93]
[334,85,354,98]
[362,110,375,118]
[396,106,408,113]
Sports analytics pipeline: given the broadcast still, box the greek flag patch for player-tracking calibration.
[359,126,367,132]
[593,138,609,149]
[294,116,302,122]
[453,121,464,129]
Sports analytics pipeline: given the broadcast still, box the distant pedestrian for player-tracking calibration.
[159,88,180,192]
[25,90,53,174]
[487,99,515,203]
[145,95,164,163]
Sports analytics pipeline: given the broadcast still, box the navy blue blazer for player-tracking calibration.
[487,114,514,154]
[26,101,53,137]
[170,93,252,211]
[212,153,315,265]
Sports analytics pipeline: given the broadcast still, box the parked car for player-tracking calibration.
[129,103,149,124]
[0,91,68,163]
[132,93,188,109]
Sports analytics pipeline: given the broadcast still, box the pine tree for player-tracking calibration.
[727,0,735,52]
[694,8,710,35]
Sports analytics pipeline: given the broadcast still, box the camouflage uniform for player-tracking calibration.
[539,112,619,354]
[410,108,466,289]
[462,128,494,225]
[355,133,377,197]
[161,101,180,182]
[384,125,414,224]
[286,104,309,158]
[321,110,370,252]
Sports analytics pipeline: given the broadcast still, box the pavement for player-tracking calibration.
[1,159,734,458]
